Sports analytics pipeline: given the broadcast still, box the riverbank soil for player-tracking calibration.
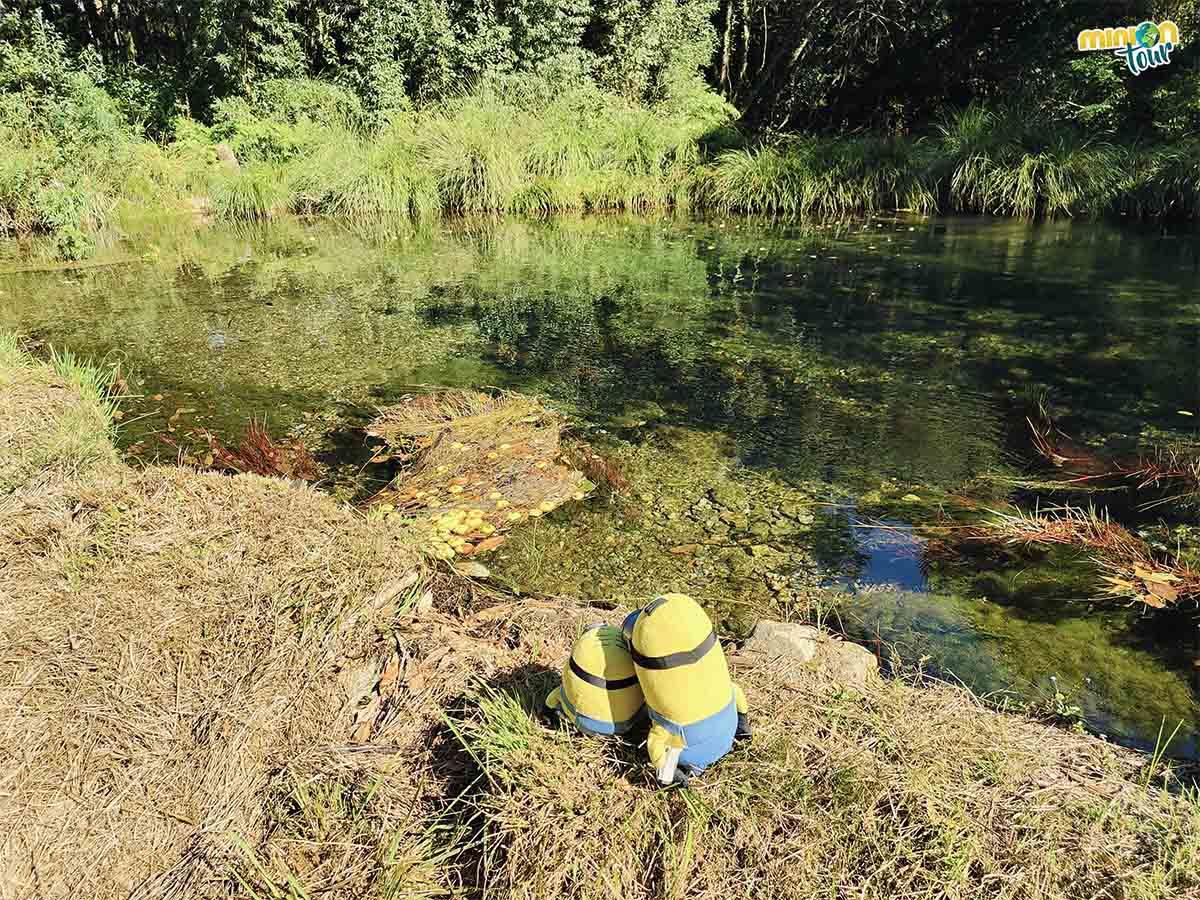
[2,342,1198,899]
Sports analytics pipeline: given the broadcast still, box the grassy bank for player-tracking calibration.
[3,78,1200,261]
[2,335,1199,898]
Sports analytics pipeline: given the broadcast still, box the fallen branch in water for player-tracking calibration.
[966,504,1200,610]
[0,256,142,276]
[1027,415,1200,507]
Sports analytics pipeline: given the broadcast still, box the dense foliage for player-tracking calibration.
[0,0,1198,256]
[713,0,1199,134]
[3,0,1197,134]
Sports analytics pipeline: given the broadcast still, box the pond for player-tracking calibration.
[3,213,1199,758]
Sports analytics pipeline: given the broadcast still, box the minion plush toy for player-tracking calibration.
[623,594,750,785]
[545,623,646,735]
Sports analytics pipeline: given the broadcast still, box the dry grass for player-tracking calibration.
[2,343,1199,900]
[1028,413,1200,508]
[0,344,433,898]
[447,608,1200,900]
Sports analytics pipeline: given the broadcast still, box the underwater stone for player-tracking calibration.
[719,511,749,529]
[710,484,743,509]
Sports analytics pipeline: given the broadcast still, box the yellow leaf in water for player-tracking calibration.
[495,499,510,509]
[451,442,465,449]
[487,452,498,460]
[478,522,496,535]
[448,486,464,494]
[150,394,164,402]
[488,492,503,500]
[539,501,555,513]
[111,410,125,420]
[499,443,512,450]
[1144,571,1181,584]
[572,492,585,501]
[475,535,506,553]
[901,494,922,503]
[1179,410,1195,417]
[535,461,549,470]
[202,453,214,467]
[528,509,543,518]
[508,512,523,521]
[1146,580,1179,604]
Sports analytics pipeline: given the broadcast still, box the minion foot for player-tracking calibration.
[735,712,753,742]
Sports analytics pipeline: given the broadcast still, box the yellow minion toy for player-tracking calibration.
[545,623,646,736]
[623,594,750,785]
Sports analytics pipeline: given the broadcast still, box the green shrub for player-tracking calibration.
[0,11,133,151]
[208,98,318,164]
[245,78,366,130]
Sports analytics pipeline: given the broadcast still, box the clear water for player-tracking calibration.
[3,213,1198,756]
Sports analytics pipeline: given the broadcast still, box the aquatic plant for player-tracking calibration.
[1027,411,1200,509]
[187,420,321,481]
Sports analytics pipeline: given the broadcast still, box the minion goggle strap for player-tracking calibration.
[630,630,717,670]
[569,657,640,690]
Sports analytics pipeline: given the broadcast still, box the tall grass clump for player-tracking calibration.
[934,104,1127,219]
[419,98,527,215]
[291,129,438,230]
[1121,139,1200,220]
[211,164,291,221]
[706,134,936,217]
